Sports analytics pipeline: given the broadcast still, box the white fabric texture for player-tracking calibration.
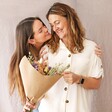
[38,39,104,112]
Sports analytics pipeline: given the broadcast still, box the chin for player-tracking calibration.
[58,35,64,39]
[57,33,65,39]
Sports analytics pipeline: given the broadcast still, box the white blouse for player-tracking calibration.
[38,39,104,112]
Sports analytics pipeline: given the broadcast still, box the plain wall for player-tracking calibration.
[0,0,112,112]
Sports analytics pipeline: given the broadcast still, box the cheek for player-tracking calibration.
[34,34,44,42]
[62,23,68,33]
[65,24,69,32]
[38,36,46,42]
[38,34,50,43]
[63,28,68,36]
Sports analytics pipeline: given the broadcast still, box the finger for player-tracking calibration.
[95,49,102,54]
[62,71,71,75]
[23,108,26,112]
[40,45,48,56]
[23,105,30,111]
[30,97,34,103]
[64,78,71,84]
[41,51,48,58]
[26,98,35,109]
[26,102,35,109]
[96,44,101,49]
[26,96,30,102]
[63,73,72,78]
[23,107,29,112]
[43,54,48,60]
[39,46,46,54]
[95,51,102,57]
[95,45,102,52]
[42,61,48,67]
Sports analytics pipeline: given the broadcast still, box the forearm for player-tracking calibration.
[77,76,102,89]
[63,71,102,89]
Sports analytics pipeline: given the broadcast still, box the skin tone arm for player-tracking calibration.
[62,71,102,89]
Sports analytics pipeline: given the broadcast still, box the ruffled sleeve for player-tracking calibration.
[88,43,104,78]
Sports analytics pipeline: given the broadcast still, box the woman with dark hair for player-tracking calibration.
[8,17,51,112]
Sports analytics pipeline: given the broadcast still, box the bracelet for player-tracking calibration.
[77,76,85,84]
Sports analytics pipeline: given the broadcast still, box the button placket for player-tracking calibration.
[65,100,69,103]
[68,54,71,57]
[64,87,67,91]
[63,52,71,111]
[64,84,70,112]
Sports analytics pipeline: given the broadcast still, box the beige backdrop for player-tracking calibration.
[0,0,111,112]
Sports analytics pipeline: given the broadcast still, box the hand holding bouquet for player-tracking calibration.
[27,52,70,76]
[19,53,70,112]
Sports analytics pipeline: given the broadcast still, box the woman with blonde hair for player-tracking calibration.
[23,2,103,112]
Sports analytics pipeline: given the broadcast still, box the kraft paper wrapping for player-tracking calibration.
[19,56,62,104]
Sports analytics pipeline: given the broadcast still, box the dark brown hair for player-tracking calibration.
[8,17,46,104]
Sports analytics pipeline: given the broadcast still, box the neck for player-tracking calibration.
[61,37,68,45]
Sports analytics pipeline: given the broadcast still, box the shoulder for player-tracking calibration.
[83,39,97,50]
[84,39,97,46]
[82,39,98,55]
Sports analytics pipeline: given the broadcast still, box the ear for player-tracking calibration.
[28,39,35,45]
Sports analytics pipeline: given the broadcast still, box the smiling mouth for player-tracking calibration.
[56,31,60,34]
[56,29,63,34]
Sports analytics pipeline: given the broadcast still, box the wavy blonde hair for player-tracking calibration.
[46,2,85,53]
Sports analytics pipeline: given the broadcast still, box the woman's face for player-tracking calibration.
[48,14,69,39]
[32,20,51,44]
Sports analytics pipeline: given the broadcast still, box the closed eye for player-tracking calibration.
[38,25,46,33]
[55,20,60,25]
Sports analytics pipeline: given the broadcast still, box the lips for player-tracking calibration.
[45,33,51,39]
[46,32,50,36]
[56,29,61,34]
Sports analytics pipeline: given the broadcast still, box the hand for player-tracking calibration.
[95,45,102,57]
[23,95,45,112]
[23,97,36,112]
[39,45,48,61]
[62,71,80,84]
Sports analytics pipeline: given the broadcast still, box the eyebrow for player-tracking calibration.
[38,25,43,32]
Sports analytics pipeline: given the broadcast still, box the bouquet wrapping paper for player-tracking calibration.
[19,56,62,104]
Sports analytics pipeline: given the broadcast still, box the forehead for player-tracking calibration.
[48,14,66,23]
[33,20,43,32]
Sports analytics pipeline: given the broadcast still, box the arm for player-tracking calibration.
[63,44,103,89]
[63,72,102,89]
[80,76,102,89]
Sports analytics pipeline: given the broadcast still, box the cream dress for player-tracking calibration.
[38,39,104,112]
